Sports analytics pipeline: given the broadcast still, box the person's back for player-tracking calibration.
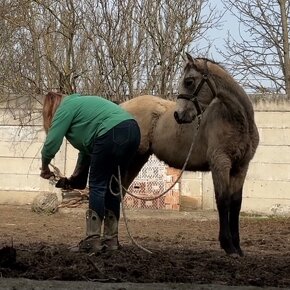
[42,93,134,159]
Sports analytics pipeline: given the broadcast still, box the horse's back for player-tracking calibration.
[121,95,174,154]
[121,95,174,112]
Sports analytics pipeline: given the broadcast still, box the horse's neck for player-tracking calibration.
[151,107,207,170]
[213,74,254,119]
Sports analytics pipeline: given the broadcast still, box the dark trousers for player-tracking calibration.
[89,119,140,220]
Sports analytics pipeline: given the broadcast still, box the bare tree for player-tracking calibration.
[33,0,87,94]
[221,0,290,96]
[81,0,144,101]
[0,0,43,123]
[83,0,220,100]
[1,0,219,111]
[135,0,219,98]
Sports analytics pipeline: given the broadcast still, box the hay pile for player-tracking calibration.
[31,192,59,214]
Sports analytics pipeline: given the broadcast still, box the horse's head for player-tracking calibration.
[43,92,64,133]
[174,53,217,124]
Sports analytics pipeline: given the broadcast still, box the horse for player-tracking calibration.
[120,54,259,256]
[174,54,259,256]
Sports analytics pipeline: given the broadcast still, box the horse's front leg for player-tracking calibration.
[215,190,237,255]
[122,152,151,189]
[211,159,237,255]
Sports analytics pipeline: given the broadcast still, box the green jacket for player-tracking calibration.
[41,94,134,165]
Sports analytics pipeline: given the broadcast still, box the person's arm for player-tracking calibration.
[40,106,74,178]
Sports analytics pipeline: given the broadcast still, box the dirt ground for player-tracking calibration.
[0,204,290,288]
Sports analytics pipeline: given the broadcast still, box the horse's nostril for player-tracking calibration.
[184,78,193,87]
[174,111,179,122]
[174,112,182,124]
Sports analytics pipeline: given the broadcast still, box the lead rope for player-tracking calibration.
[109,117,201,254]
[117,165,153,254]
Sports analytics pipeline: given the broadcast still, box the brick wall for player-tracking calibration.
[123,157,181,210]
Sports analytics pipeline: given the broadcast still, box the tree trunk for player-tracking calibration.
[279,0,290,98]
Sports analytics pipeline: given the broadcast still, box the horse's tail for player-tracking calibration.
[43,92,64,133]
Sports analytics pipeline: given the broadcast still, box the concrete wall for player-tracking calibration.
[0,97,290,215]
[0,99,64,204]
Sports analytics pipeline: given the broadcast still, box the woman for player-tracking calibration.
[40,92,141,253]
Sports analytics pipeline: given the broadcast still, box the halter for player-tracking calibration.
[177,60,216,120]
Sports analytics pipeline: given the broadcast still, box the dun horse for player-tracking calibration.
[174,54,259,256]
[42,54,259,256]
[120,54,259,256]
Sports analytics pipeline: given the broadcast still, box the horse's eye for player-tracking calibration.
[184,77,194,88]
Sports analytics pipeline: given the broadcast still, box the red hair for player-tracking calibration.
[43,92,64,133]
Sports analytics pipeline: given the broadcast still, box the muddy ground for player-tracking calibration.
[0,205,290,288]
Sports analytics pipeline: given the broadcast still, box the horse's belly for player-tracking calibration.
[153,146,209,172]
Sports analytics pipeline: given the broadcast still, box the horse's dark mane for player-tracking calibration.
[195,57,255,134]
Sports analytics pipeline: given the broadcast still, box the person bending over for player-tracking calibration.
[40,92,140,253]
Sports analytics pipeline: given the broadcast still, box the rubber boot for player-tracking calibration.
[103,210,119,250]
[70,209,104,253]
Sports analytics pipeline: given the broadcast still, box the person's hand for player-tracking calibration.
[40,167,55,180]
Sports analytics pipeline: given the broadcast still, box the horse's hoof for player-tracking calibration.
[237,248,244,257]
[227,251,242,259]
[220,240,236,255]
[224,247,244,258]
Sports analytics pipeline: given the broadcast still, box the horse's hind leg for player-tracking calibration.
[229,187,243,256]
[229,170,247,257]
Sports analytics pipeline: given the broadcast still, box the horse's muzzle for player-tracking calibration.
[174,111,194,124]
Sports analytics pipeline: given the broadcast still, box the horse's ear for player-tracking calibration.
[186,52,194,64]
